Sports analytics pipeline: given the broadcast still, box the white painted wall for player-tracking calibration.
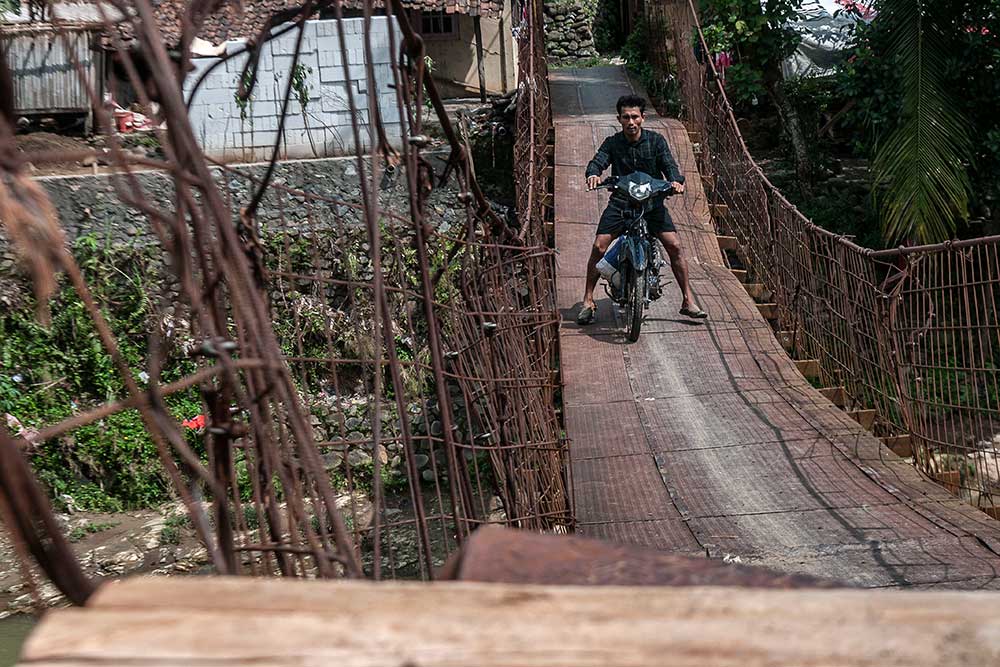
[423,1,517,98]
[184,17,403,161]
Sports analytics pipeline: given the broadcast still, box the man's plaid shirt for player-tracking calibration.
[584,129,684,193]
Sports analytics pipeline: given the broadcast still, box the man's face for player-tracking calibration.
[618,106,644,140]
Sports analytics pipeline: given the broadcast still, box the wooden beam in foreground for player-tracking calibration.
[19,577,1000,667]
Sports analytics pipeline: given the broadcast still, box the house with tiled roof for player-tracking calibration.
[168,0,518,160]
[3,0,515,159]
[142,0,515,97]
[1,0,514,130]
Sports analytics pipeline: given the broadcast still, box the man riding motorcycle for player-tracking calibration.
[577,94,707,325]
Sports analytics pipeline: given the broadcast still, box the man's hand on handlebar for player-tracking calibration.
[671,182,685,194]
[586,175,601,191]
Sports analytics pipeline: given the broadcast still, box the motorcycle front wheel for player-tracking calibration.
[624,263,644,342]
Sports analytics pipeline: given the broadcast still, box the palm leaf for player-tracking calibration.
[871,0,972,245]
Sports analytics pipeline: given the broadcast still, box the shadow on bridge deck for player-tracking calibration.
[552,65,1000,589]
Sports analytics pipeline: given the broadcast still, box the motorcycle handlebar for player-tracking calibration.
[590,178,681,196]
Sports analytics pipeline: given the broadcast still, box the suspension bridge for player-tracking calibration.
[553,63,1000,588]
[8,0,1000,662]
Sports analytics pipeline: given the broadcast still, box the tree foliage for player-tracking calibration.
[699,0,1000,245]
[699,0,819,187]
[835,1,999,244]
[698,0,802,108]
[869,0,973,244]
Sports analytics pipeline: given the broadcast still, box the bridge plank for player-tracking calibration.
[20,578,1000,666]
[576,518,705,554]
[571,453,685,524]
[559,335,631,406]
[563,401,649,460]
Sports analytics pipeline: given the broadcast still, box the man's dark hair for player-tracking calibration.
[616,94,647,116]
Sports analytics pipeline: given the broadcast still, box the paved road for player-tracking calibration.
[553,65,1000,588]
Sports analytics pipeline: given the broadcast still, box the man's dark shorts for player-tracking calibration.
[596,197,675,236]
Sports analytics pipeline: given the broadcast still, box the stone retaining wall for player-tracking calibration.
[543,0,598,61]
[0,153,458,274]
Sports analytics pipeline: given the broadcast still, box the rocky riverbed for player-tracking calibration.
[0,500,212,617]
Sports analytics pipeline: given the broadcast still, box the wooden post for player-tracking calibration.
[473,16,488,102]
[498,1,509,94]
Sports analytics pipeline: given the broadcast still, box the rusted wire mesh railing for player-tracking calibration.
[0,0,567,605]
[663,0,1000,513]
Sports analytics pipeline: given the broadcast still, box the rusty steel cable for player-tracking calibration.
[663,0,1000,516]
[0,0,567,600]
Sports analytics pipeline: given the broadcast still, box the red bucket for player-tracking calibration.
[113,110,134,133]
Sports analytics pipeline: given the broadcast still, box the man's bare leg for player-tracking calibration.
[657,231,700,312]
[582,233,617,312]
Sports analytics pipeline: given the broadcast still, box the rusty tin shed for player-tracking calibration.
[1,22,105,131]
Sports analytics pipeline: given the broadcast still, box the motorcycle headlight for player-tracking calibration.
[628,181,652,201]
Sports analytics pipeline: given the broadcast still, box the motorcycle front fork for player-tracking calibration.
[647,247,666,303]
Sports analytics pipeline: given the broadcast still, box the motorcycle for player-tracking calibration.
[593,171,678,342]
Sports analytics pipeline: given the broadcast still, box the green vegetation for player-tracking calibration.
[695,0,1000,246]
[235,68,255,122]
[549,55,615,69]
[620,18,682,117]
[698,0,814,186]
[1,236,201,512]
[291,63,313,112]
[698,0,802,109]
[120,133,162,153]
[67,521,118,543]
[591,0,624,53]
[2,202,484,513]
[159,514,191,546]
[866,0,973,244]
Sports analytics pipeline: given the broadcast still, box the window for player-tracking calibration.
[420,10,458,39]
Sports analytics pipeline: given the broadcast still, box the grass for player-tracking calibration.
[159,514,192,546]
[67,521,119,543]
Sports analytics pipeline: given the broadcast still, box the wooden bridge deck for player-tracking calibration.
[551,65,1000,588]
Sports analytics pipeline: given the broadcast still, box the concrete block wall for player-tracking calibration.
[184,17,403,161]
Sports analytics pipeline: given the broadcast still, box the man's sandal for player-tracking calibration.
[679,306,708,319]
[577,304,597,325]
